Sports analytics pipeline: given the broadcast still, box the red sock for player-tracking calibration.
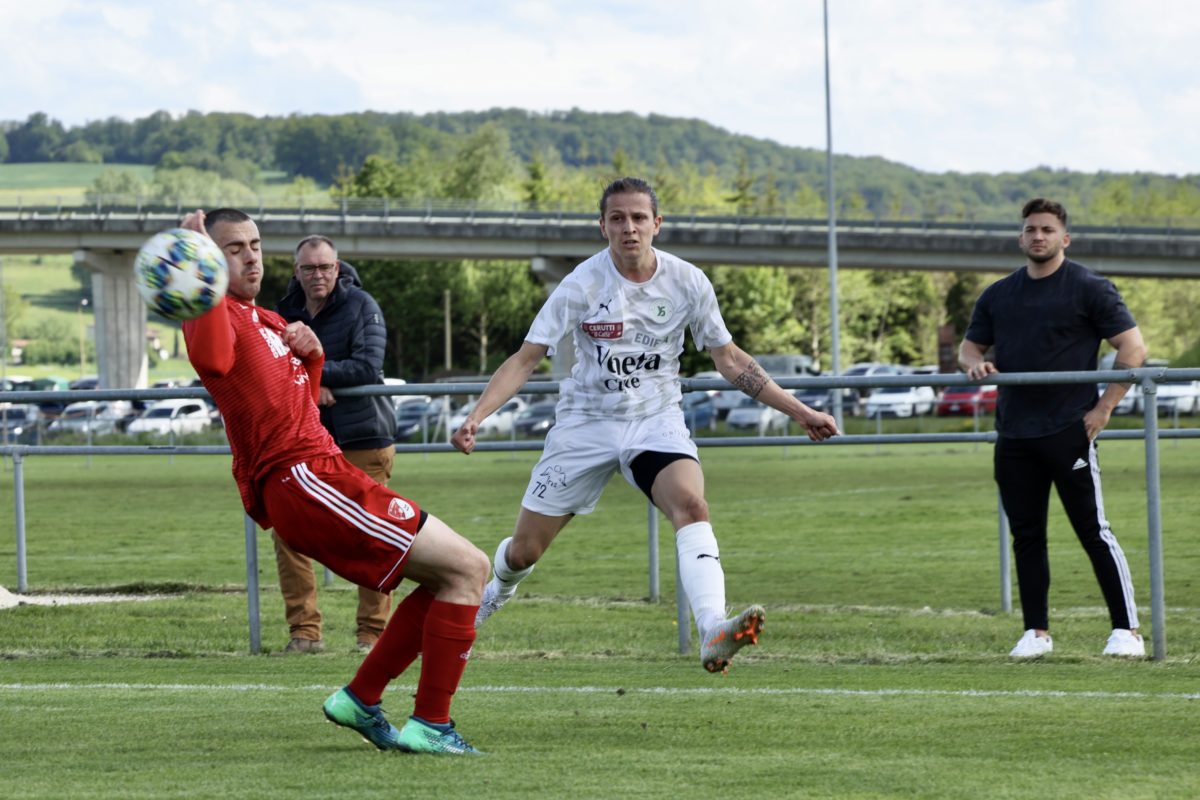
[347,585,434,707]
[412,600,478,724]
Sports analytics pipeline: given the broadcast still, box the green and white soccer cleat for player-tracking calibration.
[322,687,403,751]
[397,716,484,755]
[700,605,766,674]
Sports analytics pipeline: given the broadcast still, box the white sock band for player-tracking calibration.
[492,536,534,590]
[675,521,726,635]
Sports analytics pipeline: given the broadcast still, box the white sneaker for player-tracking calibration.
[700,605,765,674]
[473,578,513,629]
[1009,629,1053,658]
[1102,629,1145,657]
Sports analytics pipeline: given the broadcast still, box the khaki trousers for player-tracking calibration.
[272,445,396,644]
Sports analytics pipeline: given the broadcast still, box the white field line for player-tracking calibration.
[0,683,1197,701]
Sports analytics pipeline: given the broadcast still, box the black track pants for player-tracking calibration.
[994,421,1139,632]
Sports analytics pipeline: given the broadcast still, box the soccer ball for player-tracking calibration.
[134,228,228,320]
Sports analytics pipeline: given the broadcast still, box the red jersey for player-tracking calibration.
[184,295,340,527]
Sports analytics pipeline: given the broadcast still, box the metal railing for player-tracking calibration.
[4,367,1199,660]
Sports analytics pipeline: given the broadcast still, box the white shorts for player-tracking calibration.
[522,408,699,516]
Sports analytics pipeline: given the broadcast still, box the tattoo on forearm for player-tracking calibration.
[733,359,769,398]
[1111,359,1142,390]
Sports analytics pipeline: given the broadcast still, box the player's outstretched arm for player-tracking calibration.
[708,342,839,441]
[452,341,549,455]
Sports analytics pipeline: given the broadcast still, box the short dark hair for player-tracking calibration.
[599,177,659,217]
[1021,198,1068,228]
[203,208,252,234]
[293,234,337,262]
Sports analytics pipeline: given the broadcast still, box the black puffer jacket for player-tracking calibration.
[276,261,396,449]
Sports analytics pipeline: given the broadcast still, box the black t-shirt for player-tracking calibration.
[964,259,1136,439]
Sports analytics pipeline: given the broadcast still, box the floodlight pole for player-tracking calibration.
[823,0,843,428]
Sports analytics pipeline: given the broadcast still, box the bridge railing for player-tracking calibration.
[3,367,1198,660]
[2,197,1199,238]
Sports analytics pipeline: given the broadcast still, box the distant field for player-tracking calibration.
[0,162,323,206]
[0,162,155,205]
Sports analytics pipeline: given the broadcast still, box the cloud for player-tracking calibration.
[1,0,1196,175]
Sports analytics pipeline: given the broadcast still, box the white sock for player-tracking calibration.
[492,537,534,596]
[675,521,726,636]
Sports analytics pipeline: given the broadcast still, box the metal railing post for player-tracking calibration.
[998,492,1011,613]
[674,530,690,655]
[14,450,26,592]
[244,513,262,654]
[1140,377,1166,661]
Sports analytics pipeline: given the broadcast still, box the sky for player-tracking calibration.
[2,0,1198,176]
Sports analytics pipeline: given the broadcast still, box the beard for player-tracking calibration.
[1022,244,1061,264]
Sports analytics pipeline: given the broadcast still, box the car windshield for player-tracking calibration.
[145,408,175,419]
[878,387,910,394]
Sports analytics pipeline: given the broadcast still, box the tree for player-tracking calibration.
[455,261,544,372]
[85,169,147,204]
[523,153,551,209]
[711,266,806,357]
[443,123,516,202]
[6,113,65,162]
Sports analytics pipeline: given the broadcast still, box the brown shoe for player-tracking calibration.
[283,637,325,654]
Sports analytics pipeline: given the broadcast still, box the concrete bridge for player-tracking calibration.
[2,203,1198,390]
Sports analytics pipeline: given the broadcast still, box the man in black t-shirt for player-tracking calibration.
[960,198,1148,659]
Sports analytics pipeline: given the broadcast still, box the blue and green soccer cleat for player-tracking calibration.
[322,687,403,751]
[397,716,484,755]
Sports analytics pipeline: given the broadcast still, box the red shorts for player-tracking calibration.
[262,454,425,593]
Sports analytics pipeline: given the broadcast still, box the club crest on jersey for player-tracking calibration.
[648,299,674,323]
[387,498,416,521]
[581,321,623,339]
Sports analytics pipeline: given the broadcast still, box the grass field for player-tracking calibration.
[1,442,1198,799]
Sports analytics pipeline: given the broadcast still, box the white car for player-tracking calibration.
[126,399,213,436]
[725,396,788,435]
[1102,382,1143,415]
[448,397,529,437]
[864,385,937,417]
[47,400,135,436]
[1155,380,1199,415]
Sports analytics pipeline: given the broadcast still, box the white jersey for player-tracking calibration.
[526,247,732,421]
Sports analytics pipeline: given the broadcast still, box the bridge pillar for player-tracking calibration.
[73,250,148,390]
[531,256,579,379]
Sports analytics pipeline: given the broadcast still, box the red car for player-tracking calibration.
[935,384,998,416]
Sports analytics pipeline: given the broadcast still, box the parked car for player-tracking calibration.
[794,384,835,413]
[681,392,717,432]
[46,400,135,436]
[394,399,445,442]
[126,399,213,436]
[1154,380,1200,415]
[1099,382,1143,415]
[838,363,910,414]
[935,385,999,416]
[514,399,558,437]
[725,396,788,435]
[864,385,937,417]
[688,370,727,397]
[0,403,41,444]
[449,397,528,437]
[1,375,37,391]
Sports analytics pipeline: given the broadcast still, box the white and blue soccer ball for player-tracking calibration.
[134,228,228,321]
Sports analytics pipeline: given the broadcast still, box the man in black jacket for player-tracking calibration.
[274,234,398,653]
